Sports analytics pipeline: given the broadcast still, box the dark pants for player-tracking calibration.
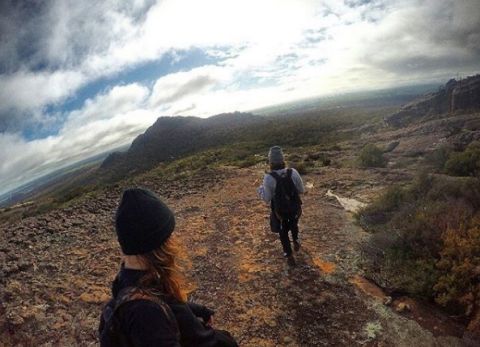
[270,209,299,256]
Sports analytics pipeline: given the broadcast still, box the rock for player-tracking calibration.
[395,302,411,313]
[465,309,480,343]
[6,312,24,325]
[79,291,110,304]
[383,296,393,306]
[384,141,400,153]
[384,74,480,127]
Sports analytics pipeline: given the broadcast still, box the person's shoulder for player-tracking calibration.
[289,168,301,176]
[120,298,180,345]
[122,298,174,324]
[263,172,275,180]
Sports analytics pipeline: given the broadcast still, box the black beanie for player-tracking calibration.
[115,188,175,255]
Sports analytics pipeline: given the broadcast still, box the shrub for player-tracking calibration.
[425,145,452,171]
[290,161,308,175]
[305,152,331,166]
[358,144,387,168]
[444,142,480,177]
[435,222,480,315]
[360,174,480,309]
[237,156,260,168]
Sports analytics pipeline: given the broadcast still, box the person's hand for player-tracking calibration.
[257,186,264,196]
[205,314,214,327]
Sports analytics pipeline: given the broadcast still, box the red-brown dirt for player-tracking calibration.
[0,166,468,346]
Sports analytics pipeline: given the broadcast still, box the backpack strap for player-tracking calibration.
[101,286,179,344]
[115,287,177,323]
[270,170,293,181]
[269,171,281,181]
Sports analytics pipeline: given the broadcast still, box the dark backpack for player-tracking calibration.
[99,287,179,347]
[270,168,302,220]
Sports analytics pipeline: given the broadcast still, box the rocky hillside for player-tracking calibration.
[385,74,480,127]
[100,112,262,177]
[0,162,470,346]
[98,105,393,182]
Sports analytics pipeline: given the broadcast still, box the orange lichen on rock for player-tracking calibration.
[313,257,336,274]
[79,289,110,304]
[349,275,387,302]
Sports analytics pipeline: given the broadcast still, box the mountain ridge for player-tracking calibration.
[384,74,480,127]
[100,111,263,177]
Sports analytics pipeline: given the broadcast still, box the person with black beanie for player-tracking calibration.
[99,188,238,347]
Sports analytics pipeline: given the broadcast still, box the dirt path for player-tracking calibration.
[174,168,464,346]
[0,166,467,346]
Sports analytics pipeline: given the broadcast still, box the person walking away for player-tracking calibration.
[99,188,238,347]
[257,146,305,265]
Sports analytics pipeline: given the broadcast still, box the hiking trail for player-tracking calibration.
[0,166,466,346]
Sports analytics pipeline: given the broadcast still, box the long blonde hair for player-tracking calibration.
[137,236,190,303]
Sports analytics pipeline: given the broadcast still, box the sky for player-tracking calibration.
[1,0,479,196]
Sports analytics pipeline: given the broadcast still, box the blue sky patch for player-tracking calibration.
[21,47,223,140]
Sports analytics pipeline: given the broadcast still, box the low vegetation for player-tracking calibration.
[358,173,480,316]
[445,141,480,177]
[426,141,480,177]
[358,144,387,168]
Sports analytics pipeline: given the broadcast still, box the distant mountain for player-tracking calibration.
[384,74,480,127]
[100,112,265,177]
[0,150,114,208]
[100,86,433,179]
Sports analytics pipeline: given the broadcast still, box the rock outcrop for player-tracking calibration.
[450,74,480,112]
[385,74,480,127]
[100,112,261,179]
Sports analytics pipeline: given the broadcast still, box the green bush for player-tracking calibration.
[237,156,261,168]
[290,161,308,175]
[425,145,452,171]
[359,174,480,310]
[444,142,480,177]
[358,144,387,168]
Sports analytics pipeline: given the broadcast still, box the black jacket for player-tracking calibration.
[107,266,237,347]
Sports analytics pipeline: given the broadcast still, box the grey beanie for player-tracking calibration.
[268,146,285,165]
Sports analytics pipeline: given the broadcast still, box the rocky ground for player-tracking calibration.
[0,163,471,346]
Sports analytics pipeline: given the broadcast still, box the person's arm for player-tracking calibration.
[291,168,305,194]
[169,302,238,347]
[188,302,214,323]
[259,174,275,202]
[123,300,181,347]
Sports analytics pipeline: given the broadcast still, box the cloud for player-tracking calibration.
[149,66,229,108]
[2,0,480,195]
[64,83,150,129]
[0,0,318,116]
[0,69,85,113]
[356,0,480,78]
[0,83,157,195]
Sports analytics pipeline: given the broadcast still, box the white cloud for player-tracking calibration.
[1,0,480,195]
[64,83,150,129]
[149,66,230,109]
[0,83,157,195]
[0,69,85,113]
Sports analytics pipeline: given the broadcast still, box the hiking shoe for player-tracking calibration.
[293,240,301,252]
[286,255,296,267]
